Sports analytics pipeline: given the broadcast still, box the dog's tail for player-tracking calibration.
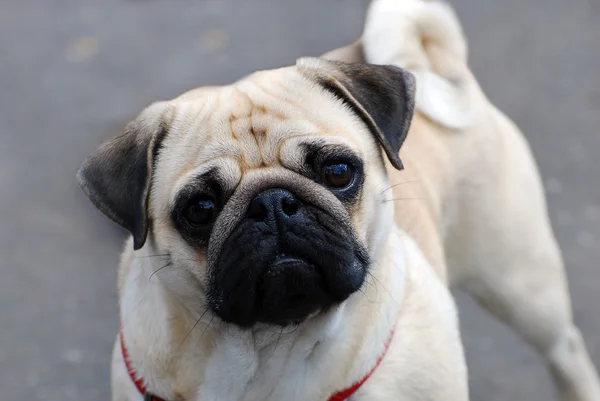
[363,0,485,129]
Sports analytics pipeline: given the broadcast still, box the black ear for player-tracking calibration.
[77,102,170,250]
[296,57,415,170]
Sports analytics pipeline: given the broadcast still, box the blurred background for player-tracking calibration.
[1,0,599,400]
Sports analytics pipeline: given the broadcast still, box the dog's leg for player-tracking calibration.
[458,241,600,401]
[446,116,600,401]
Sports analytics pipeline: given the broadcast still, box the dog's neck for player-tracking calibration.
[118,228,406,400]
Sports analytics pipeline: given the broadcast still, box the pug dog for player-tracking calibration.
[77,0,600,400]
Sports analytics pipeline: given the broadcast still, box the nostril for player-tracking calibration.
[247,198,268,220]
[281,196,299,216]
[247,189,299,222]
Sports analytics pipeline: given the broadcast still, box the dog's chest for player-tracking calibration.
[190,329,337,401]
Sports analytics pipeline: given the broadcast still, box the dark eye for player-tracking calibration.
[184,197,216,226]
[322,162,354,188]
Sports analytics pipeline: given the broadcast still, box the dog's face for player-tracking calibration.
[78,58,414,327]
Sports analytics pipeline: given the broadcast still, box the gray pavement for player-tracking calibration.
[1,1,599,400]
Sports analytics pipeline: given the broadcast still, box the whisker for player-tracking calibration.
[379,179,419,194]
[176,307,211,352]
[135,253,171,259]
[282,324,300,335]
[367,260,392,299]
[258,326,289,372]
[188,315,216,356]
[271,328,285,359]
[199,315,215,341]
[365,277,380,302]
[357,285,376,304]
[148,262,173,282]
[381,197,424,203]
[179,258,203,263]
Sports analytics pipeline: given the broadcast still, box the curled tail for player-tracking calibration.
[363,0,486,129]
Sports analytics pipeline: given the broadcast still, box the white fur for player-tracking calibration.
[363,0,486,129]
[114,227,413,400]
[109,1,600,401]
[363,1,600,400]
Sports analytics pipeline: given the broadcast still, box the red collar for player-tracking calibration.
[121,329,394,401]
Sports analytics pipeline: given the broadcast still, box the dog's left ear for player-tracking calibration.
[297,58,415,170]
[77,102,171,250]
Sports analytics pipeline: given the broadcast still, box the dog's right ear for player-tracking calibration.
[77,102,171,250]
[296,57,415,170]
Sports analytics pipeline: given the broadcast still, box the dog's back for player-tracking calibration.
[360,0,543,283]
[359,0,488,281]
[359,2,600,399]
[364,0,482,130]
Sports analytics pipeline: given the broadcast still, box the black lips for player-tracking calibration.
[207,188,368,327]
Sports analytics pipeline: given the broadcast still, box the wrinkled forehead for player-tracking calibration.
[154,67,373,201]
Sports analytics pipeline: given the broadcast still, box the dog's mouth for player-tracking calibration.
[209,247,346,328]
[270,254,308,270]
[253,254,334,327]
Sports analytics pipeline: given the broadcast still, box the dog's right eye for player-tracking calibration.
[184,197,216,227]
[322,162,354,189]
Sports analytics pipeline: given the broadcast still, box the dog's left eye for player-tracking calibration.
[184,197,216,227]
[322,162,354,188]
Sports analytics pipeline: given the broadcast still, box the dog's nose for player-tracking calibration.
[247,188,299,222]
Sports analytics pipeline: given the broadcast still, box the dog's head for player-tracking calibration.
[78,58,414,327]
